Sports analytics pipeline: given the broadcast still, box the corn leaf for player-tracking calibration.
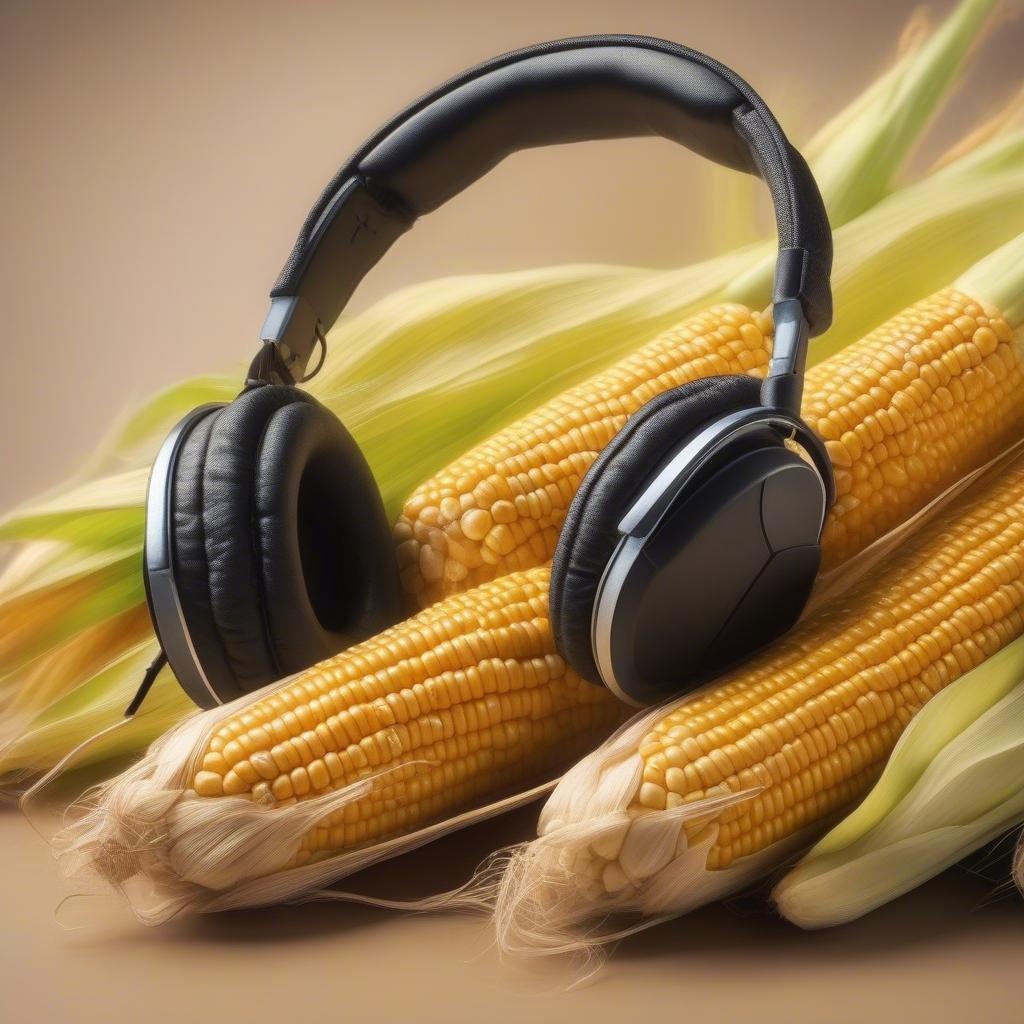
[773,641,1024,928]
[805,0,998,225]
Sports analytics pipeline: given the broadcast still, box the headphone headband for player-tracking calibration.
[260,35,832,391]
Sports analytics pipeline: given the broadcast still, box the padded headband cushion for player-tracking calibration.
[269,35,832,351]
[170,386,402,700]
[550,373,762,684]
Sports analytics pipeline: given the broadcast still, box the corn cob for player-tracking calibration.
[807,288,1024,569]
[488,454,1024,957]
[191,569,624,866]
[397,289,1024,604]
[633,461,1024,872]
[394,304,772,606]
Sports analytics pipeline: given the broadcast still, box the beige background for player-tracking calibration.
[2,1,1023,1021]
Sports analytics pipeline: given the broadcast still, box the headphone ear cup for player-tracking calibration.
[169,385,402,703]
[550,374,763,686]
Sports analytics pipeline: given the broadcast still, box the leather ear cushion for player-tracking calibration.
[170,385,402,700]
[550,374,763,685]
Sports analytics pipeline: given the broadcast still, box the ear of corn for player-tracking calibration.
[635,470,1024,869]
[487,449,1024,961]
[190,570,625,865]
[397,261,1024,601]
[395,304,772,606]
[50,569,626,921]
[2,0,1016,789]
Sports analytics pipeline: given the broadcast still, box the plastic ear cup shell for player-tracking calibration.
[592,442,825,706]
[550,375,765,685]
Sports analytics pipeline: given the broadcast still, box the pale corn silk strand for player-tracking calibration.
[482,447,1024,967]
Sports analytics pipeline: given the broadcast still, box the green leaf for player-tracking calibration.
[774,669,1024,928]
[806,0,998,226]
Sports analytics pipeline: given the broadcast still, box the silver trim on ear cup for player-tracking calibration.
[590,408,828,700]
[616,408,825,537]
[144,403,227,709]
[591,532,647,706]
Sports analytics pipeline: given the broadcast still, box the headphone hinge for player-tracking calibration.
[762,298,808,416]
[245,341,297,388]
[258,295,322,380]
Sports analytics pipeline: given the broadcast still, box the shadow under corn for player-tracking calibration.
[62,791,1021,969]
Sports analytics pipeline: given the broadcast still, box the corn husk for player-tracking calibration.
[803,0,997,226]
[773,638,1024,927]
[770,250,1024,922]
[1,0,1014,789]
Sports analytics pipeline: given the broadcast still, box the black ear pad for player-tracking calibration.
[170,385,402,702]
[550,374,762,685]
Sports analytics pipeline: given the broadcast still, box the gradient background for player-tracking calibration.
[2,1,1023,1021]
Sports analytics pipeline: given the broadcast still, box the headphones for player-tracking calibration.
[144,35,835,711]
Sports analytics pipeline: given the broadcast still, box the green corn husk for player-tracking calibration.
[0,0,1013,788]
[50,2,1015,487]
[803,0,997,225]
[3,0,1002,546]
[772,639,1024,928]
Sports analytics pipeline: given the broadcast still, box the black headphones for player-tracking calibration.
[143,35,835,711]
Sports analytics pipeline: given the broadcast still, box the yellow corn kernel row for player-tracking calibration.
[806,289,1024,569]
[613,458,1024,886]
[397,289,1024,601]
[394,304,771,606]
[191,569,627,866]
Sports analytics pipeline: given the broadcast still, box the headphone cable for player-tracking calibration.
[124,649,167,718]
